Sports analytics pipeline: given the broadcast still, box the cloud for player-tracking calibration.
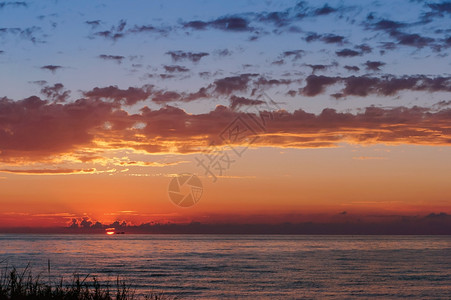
[306,33,346,44]
[336,44,372,57]
[83,85,152,106]
[0,168,96,175]
[151,91,181,104]
[0,93,449,162]
[0,2,27,8]
[128,25,168,35]
[214,73,257,95]
[40,83,70,103]
[427,1,451,14]
[166,50,209,62]
[0,96,117,162]
[394,32,434,48]
[116,160,187,167]
[40,65,63,73]
[163,65,189,73]
[93,19,127,41]
[313,4,338,16]
[98,54,125,63]
[368,18,406,32]
[302,75,340,96]
[305,63,336,74]
[85,20,101,29]
[229,95,265,110]
[301,75,451,97]
[281,49,305,60]
[344,65,360,72]
[1,26,48,43]
[210,16,251,31]
[364,60,385,71]
[184,16,252,32]
[214,49,233,57]
[336,49,361,57]
[365,17,437,49]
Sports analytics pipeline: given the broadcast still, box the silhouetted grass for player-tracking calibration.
[0,265,175,300]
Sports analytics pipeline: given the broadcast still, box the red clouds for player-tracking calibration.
[1,93,450,163]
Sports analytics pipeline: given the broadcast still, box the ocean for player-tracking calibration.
[0,234,450,299]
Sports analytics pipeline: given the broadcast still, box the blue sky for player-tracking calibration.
[1,0,449,115]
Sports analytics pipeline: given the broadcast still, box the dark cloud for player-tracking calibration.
[370,19,407,32]
[286,90,297,97]
[365,17,437,49]
[166,50,209,62]
[230,95,265,110]
[151,91,181,104]
[127,25,168,35]
[342,76,380,96]
[182,87,210,102]
[355,44,372,54]
[40,83,70,103]
[364,60,385,71]
[116,19,126,32]
[83,85,152,106]
[302,75,340,96]
[184,16,252,32]
[214,73,257,95]
[214,49,233,57]
[336,44,371,57]
[0,1,27,8]
[306,33,346,44]
[210,16,251,31]
[281,49,304,60]
[313,4,337,16]
[98,54,125,63]
[330,93,344,99]
[0,26,43,43]
[336,49,361,57]
[94,19,127,41]
[40,65,63,73]
[344,65,360,72]
[85,20,101,29]
[255,77,293,87]
[394,32,434,48]
[159,74,175,79]
[427,1,451,15]
[163,65,190,73]
[256,11,291,27]
[95,30,124,41]
[305,64,331,74]
[302,75,451,97]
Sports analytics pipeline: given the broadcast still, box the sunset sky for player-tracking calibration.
[0,0,450,229]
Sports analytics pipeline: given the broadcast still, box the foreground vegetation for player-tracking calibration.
[0,265,175,300]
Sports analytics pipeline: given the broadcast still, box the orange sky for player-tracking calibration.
[1,143,449,228]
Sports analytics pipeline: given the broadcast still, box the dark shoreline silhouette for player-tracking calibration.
[1,213,450,235]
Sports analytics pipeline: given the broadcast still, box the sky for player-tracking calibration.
[0,0,450,230]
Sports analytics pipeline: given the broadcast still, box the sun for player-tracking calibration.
[105,228,115,235]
